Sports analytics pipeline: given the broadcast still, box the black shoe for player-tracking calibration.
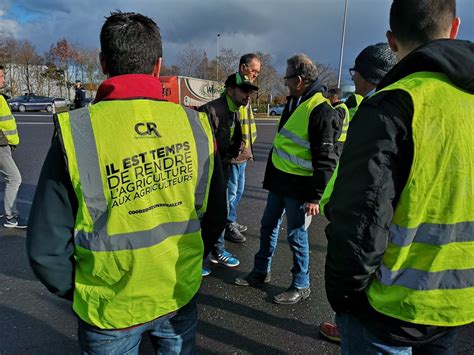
[235,271,271,286]
[233,222,248,233]
[273,287,311,305]
[225,223,246,243]
[4,216,27,229]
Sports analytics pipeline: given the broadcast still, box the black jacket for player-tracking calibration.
[26,117,227,300]
[74,87,86,109]
[198,95,242,172]
[263,79,340,202]
[325,39,474,344]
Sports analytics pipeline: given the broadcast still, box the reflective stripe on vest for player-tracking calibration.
[366,72,474,327]
[57,100,214,329]
[0,95,19,145]
[271,92,329,176]
[335,102,350,143]
[66,107,212,251]
[240,103,257,148]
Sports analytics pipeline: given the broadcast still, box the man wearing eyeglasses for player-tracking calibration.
[235,54,340,305]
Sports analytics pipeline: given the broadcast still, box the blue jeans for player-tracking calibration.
[227,162,247,223]
[336,313,458,355]
[78,298,197,355]
[254,191,311,289]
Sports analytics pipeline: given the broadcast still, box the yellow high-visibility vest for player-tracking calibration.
[271,92,329,176]
[366,72,474,326]
[0,95,19,145]
[57,99,214,329]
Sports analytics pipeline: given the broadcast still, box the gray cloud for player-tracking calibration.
[2,0,473,85]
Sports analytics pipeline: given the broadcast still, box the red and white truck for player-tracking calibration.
[160,76,223,109]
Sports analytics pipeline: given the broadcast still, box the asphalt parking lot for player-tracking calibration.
[0,114,472,354]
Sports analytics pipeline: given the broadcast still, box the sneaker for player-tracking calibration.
[224,223,246,243]
[209,250,240,268]
[233,222,248,233]
[235,271,271,286]
[202,267,212,277]
[4,216,27,229]
[319,322,341,343]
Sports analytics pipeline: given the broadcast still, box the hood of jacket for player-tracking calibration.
[377,39,474,93]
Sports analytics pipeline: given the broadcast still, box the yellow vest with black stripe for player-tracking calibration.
[56,100,214,329]
[240,103,257,148]
[271,93,329,176]
[366,72,474,326]
[335,102,350,143]
[0,95,19,145]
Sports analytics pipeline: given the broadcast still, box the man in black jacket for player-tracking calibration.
[325,0,474,353]
[198,73,256,275]
[73,80,86,109]
[235,54,340,305]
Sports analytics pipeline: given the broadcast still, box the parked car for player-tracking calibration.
[53,97,71,109]
[269,104,285,116]
[8,94,55,112]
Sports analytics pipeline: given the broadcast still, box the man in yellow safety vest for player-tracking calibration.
[325,0,473,353]
[27,11,226,353]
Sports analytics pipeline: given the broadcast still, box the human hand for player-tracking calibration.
[305,202,320,216]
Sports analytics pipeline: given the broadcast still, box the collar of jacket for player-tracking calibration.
[94,74,164,103]
[226,93,240,113]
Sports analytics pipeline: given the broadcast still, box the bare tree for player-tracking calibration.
[50,38,78,100]
[316,63,338,89]
[177,43,206,77]
[16,40,43,94]
[161,63,180,76]
[75,47,104,98]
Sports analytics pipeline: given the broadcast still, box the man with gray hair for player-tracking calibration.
[235,54,340,305]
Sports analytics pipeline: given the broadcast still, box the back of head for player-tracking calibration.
[390,0,456,46]
[286,54,318,85]
[354,43,397,85]
[100,11,163,77]
[327,88,342,99]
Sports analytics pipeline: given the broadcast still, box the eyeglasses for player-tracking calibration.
[284,74,300,81]
[349,68,356,77]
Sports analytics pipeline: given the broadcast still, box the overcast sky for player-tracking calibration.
[1,0,473,85]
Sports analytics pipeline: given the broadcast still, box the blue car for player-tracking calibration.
[269,104,285,116]
[8,94,55,113]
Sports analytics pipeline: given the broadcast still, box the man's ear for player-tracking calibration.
[450,17,461,39]
[99,52,108,76]
[152,57,162,78]
[386,30,398,53]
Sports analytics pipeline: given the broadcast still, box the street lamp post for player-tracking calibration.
[216,33,221,81]
[337,0,349,88]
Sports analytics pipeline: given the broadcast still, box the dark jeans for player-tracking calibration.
[78,298,197,355]
[336,313,458,355]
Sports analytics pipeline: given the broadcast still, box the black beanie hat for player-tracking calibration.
[354,43,397,85]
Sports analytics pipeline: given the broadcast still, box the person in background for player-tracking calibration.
[0,65,27,229]
[199,72,258,276]
[73,80,86,109]
[224,53,261,243]
[235,54,340,305]
[27,11,226,353]
[325,87,348,157]
[325,0,474,353]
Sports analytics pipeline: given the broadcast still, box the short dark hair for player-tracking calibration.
[327,88,342,98]
[100,11,163,77]
[239,53,260,67]
[390,0,456,45]
[0,65,4,71]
